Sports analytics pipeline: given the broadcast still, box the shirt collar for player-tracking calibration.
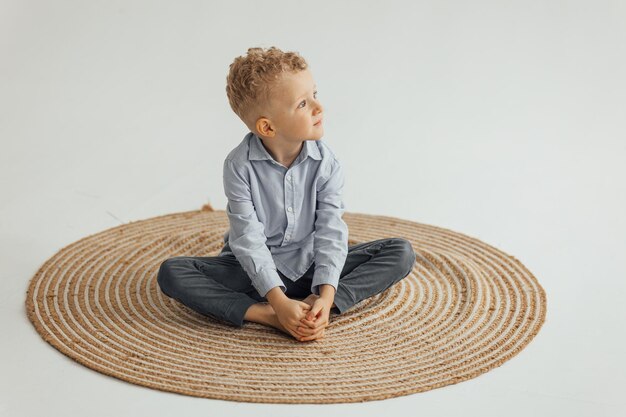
[248,132,322,162]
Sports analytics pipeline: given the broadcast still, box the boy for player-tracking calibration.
[157,46,417,342]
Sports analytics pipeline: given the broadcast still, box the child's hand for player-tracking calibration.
[297,297,332,341]
[272,298,313,340]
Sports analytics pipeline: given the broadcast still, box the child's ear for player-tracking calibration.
[255,117,275,138]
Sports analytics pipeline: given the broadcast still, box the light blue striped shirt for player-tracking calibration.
[220,131,349,298]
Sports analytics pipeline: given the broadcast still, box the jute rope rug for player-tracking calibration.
[25,204,547,403]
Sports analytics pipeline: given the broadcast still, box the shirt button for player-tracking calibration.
[287,175,292,180]
[287,206,293,212]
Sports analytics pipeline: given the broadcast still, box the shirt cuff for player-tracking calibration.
[311,265,341,296]
[253,267,286,298]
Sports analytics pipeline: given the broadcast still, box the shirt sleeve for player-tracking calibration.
[311,157,349,296]
[223,158,286,297]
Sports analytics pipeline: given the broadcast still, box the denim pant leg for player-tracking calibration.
[331,237,417,314]
[156,253,265,328]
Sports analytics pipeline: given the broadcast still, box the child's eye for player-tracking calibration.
[299,91,318,108]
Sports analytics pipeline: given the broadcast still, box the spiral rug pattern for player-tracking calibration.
[25,205,547,403]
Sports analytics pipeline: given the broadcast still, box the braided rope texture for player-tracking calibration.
[25,205,547,403]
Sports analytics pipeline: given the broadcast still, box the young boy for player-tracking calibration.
[156,46,417,342]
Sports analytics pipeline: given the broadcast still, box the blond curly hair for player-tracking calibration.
[226,46,308,130]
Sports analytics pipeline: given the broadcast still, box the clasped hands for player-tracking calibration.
[273,291,334,342]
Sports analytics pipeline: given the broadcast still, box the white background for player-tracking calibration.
[1,0,625,416]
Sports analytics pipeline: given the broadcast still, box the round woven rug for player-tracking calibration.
[25,204,547,403]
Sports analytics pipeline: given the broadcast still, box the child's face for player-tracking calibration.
[260,69,324,143]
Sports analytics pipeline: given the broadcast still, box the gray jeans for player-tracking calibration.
[156,237,417,327]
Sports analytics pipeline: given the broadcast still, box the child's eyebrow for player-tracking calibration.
[294,84,317,103]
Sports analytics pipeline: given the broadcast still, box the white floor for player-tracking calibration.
[1,1,625,416]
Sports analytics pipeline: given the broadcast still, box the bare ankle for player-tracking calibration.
[243,302,273,325]
[243,302,291,337]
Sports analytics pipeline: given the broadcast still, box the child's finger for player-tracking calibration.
[299,327,325,342]
[296,324,316,335]
[302,315,325,330]
[302,311,322,324]
[300,316,317,328]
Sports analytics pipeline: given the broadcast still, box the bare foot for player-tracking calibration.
[265,309,291,336]
[245,302,309,341]
[301,293,320,307]
[263,301,312,341]
[262,295,329,341]
[244,302,292,336]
